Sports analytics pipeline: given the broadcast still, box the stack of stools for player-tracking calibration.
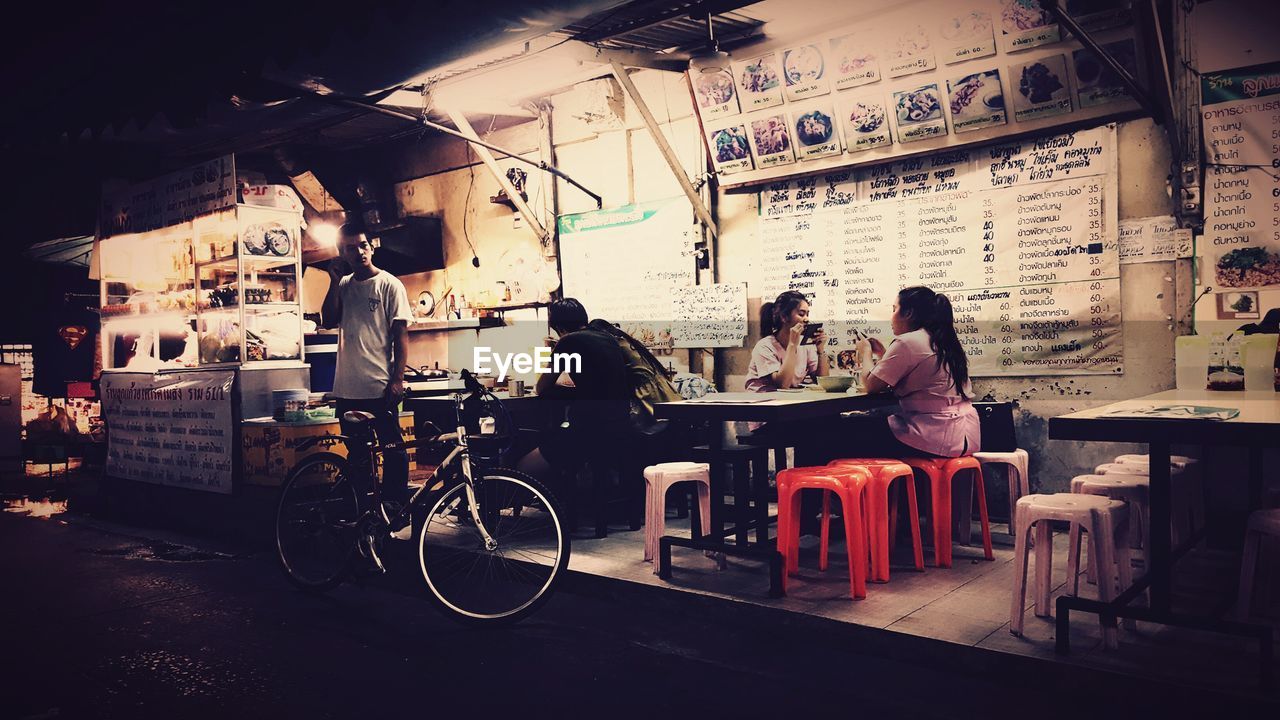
[1068,473,1150,589]
[776,465,871,598]
[1010,494,1134,649]
[1109,454,1203,542]
[972,448,1031,532]
[826,459,925,582]
[1095,459,1198,546]
[901,456,994,567]
[642,462,713,576]
[1238,508,1280,620]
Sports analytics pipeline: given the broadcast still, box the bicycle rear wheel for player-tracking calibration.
[418,468,569,624]
[276,454,361,591]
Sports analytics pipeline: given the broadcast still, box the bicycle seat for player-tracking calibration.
[342,410,377,425]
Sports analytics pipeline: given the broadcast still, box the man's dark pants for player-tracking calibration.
[336,397,410,504]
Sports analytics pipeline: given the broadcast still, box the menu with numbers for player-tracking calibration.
[757,124,1121,376]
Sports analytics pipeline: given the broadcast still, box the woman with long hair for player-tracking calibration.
[746,290,829,392]
[853,285,980,457]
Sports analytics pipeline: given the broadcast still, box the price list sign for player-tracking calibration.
[757,125,1122,376]
[1200,62,1280,292]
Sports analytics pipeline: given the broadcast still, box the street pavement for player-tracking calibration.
[1,495,1274,719]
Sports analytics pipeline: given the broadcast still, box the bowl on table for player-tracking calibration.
[816,375,855,393]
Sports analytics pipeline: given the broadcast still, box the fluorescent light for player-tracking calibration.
[311,222,339,248]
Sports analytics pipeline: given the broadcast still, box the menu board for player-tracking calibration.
[686,0,1141,189]
[1199,61,1280,291]
[757,125,1121,376]
[671,283,749,348]
[558,198,697,349]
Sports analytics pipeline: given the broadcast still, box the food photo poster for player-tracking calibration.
[947,69,1007,132]
[1073,38,1138,108]
[829,32,881,90]
[999,0,1061,52]
[885,23,937,78]
[782,44,831,101]
[937,9,996,65]
[746,112,797,168]
[839,94,893,151]
[692,69,740,119]
[1010,53,1073,121]
[705,122,754,175]
[734,53,785,111]
[892,83,948,142]
[789,101,843,160]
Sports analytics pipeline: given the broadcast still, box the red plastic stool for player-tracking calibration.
[901,456,994,568]
[776,466,871,599]
[827,459,925,582]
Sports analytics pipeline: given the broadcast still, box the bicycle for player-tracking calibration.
[274,370,570,625]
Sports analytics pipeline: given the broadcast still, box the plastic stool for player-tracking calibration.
[827,459,925,582]
[776,466,871,599]
[1113,454,1204,539]
[1010,494,1133,649]
[1097,461,1196,546]
[1069,473,1150,589]
[1238,509,1280,620]
[643,462,713,575]
[901,456,994,568]
[973,449,1031,527]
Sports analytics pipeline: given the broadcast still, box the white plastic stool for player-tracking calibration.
[1010,494,1133,649]
[1069,474,1150,591]
[643,462,713,575]
[1238,509,1280,620]
[1096,461,1197,545]
[1114,454,1204,537]
[973,448,1030,528]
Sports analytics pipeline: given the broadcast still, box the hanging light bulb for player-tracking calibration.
[688,12,730,74]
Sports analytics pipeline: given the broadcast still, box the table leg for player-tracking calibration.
[1148,443,1173,614]
[710,423,727,544]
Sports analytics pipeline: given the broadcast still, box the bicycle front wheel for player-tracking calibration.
[276,454,360,592]
[418,469,569,624]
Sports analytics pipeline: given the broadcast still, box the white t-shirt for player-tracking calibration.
[332,270,413,400]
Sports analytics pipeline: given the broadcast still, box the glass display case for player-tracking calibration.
[193,205,303,365]
[100,204,304,370]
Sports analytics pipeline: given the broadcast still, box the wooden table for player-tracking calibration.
[1049,389,1277,680]
[653,390,897,596]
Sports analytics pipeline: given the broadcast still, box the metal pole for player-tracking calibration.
[608,61,719,238]
[447,109,550,244]
[1043,0,1164,123]
[326,96,603,208]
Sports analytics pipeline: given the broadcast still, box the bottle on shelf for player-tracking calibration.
[447,294,458,319]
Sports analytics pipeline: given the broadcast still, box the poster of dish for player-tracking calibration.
[999,0,1060,53]
[790,101,842,160]
[746,112,797,168]
[1073,39,1137,108]
[691,69,740,119]
[1066,0,1133,33]
[734,53,785,111]
[706,122,754,175]
[892,83,947,143]
[782,44,831,101]
[885,24,936,78]
[947,69,1007,132]
[839,95,893,151]
[1010,54,1073,121]
[937,10,996,65]
[829,32,881,90]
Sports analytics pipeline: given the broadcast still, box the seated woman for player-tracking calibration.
[849,285,981,458]
[746,290,828,392]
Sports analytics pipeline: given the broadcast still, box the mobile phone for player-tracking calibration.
[800,322,824,345]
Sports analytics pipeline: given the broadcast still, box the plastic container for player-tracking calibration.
[272,388,310,421]
[1242,334,1279,392]
[1174,336,1210,390]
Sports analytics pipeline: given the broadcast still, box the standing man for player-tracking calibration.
[321,222,413,522]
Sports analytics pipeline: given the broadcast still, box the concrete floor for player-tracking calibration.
[569,503,1280,699]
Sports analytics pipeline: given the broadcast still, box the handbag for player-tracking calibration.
[973,401,1017,452]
